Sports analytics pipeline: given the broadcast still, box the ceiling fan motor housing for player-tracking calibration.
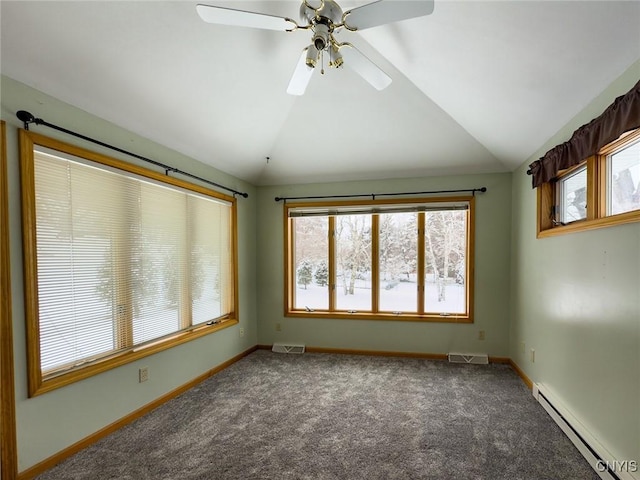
[300,0,344,26]
[312,22,330,50]
[301,0,344,52]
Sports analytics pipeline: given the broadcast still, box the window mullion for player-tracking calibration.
[417,212,425,315]
[115,254,133,350]
[586,155,599,221]
[115,182,133,349]
[181,196,192,330]
[371,214,379,313]
[595,154,607,219]
[328,216,336,311]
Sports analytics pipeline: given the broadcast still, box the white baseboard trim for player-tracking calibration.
[534,383,638,480]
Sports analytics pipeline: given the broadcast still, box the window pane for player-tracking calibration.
[35,153,123,372]
[378,212,418,312]
[131,183,185,344]
[424,211,467,314]
[190,196,232,324]
[336,215,372,311]
[559,167,587,223]
[608,139,640,215]
[293,217,329,310]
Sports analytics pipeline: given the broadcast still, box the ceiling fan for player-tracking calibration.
[196,0,434,95]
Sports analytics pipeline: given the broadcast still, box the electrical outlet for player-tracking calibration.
[239,327,245,337]
[530,348,535,363]
[478,330,485,340]
[139,367,149,383]
[275,323,282,332]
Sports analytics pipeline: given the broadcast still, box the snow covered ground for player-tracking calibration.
[295,280,465,314]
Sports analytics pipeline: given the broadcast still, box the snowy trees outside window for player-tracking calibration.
[287,198,473,321]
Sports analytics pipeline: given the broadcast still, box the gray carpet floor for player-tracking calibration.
[36,350,599,479]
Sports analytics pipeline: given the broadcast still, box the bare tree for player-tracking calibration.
[425,211,466,302]
[336,215,371,295]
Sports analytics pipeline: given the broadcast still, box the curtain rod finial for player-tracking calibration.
[17,110,36,130]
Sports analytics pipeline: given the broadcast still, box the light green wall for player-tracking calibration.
[4,59,638,474]
[256,173,512,356]
[1,76,258,471]
[509,62,640,464]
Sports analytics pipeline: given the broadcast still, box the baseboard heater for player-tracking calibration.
[272,343,305,354]
[533,383,634,480]
[447,353,488,365]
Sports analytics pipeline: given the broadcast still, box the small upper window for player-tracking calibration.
[557,164,587,224]
[536,128,640,237]
[607,136,640,216]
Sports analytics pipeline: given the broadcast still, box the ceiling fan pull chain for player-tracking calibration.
[321,49,325,75]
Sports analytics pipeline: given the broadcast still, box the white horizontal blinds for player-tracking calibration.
[188,194,232,324]
[289,201,469,217]
[34,152,126,372]
[34,147,234,375]
[131,183,186,345]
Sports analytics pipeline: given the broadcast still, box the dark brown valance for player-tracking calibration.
[527,79,640,188]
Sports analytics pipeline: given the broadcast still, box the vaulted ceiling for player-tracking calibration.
[2,1,639,185]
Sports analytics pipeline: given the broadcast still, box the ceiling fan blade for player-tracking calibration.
[340,44,392,91]
[287,48,316,96]
[196,4,292,31]
[343,0,434,31]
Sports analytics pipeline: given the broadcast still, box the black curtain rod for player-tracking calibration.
[16,110,249,198]
[275,187,487,202]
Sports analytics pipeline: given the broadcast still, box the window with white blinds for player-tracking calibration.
[21,132,237,396]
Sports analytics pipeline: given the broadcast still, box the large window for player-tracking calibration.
[285,197,474,322]
[21,131,238,396]
[537,128,640,236]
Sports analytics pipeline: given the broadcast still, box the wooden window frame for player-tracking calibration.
[284,196,475,323]
[1,121,18,479]
[537,128,640,238]
[20,130,239,397]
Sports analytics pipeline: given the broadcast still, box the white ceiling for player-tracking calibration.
[2,1,639,186]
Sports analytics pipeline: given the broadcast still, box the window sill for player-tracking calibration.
[31,317,238,397]
[286,310,472,323]
[537,209,640,238]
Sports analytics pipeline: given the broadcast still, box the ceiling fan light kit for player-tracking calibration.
[305,46,319,68]
[196,0,434,95]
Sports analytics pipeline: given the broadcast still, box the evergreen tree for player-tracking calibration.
[297,260,313,290]
[314,260,328,286]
